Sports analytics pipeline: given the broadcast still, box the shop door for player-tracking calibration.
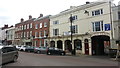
[84,39,89,55]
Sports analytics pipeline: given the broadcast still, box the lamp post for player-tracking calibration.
[69,14,76,55]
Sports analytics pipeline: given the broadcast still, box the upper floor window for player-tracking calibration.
[53,20,59,25]
[20,26,22,30]
[30,31,32,37]
[44,30,47,37]
[24,25,26,30]
[24,32,26,37]
[35,24,39,29]
[27,32,29,37]
[30,23,32,28]
[21,32,23,38]
[27,24,29,29]
[92,21,103,32]
[44,22,47,27]
[40,23,42,28]
[72,15,77,20]
[39,31,42,37]
[70,25,78,34]
[35,32,39,38]
[22,25,23,30]
[118,12,120,19]
[92,9,103,16]
[53,29,59,36]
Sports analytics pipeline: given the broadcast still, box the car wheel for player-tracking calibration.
[13,56,18,62]
[61,53,65,55]
[37,51,41,54]
[47,52,51,55]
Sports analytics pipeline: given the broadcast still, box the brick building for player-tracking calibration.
[15,14,51,47]
[15,15,36,46]
[33,14,51,47]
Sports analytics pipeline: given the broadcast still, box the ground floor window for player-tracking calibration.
[74,39,82,50]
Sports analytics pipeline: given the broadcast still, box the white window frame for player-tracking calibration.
[40,23,42,28]
[30,31,32,37]
[92,9,103,16]
[44,30,47,37]
[44,22,47,27]
[40,40,42,46]
[53,29,59,36]
[27,32,29,37]
[24,32,26,37]
[70,25,78,34]
[92,21,103,32]
[53,20,59,25]
[30,23,32,28]
[27,24,29,29]
[35,24,38,29]
[22,25,23,30]
[44,40,47,47]
[39,31,42,37]
[35,32,38,38]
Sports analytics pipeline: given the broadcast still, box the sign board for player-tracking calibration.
[105,24,111,31]
[64,32,71,35]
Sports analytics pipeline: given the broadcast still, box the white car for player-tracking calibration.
[19,45,27,51]
[16,45,21,50]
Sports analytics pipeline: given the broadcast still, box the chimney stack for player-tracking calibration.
[4,25,8,28]
[86,1,90,4]
[21,18,24,22]
[10,25,13,27]
[38,14,43,18]
[29,15,32,19]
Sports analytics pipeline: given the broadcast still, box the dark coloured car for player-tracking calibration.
[34,47,47,54]
[25,46,35,52]
[46,47,66,55]
[109,49,120,58]
[0,45,19,64]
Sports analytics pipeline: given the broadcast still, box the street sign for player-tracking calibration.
[105,24,110,31]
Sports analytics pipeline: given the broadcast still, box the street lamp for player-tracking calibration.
[69,14,76,55]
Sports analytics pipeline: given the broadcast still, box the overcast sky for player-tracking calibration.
[0,0,119,27]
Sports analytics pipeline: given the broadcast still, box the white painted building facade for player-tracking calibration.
[0,28,6,42]
[49,1,117,55]
[6,26,15,45]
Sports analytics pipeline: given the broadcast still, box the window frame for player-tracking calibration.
[70,25,78,34]
[92,9,103,16]
[92,21,104,32]
[44,22,47,27]
[53,29,59,36]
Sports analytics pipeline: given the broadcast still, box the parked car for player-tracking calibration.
[109,49,120,58]
[15,45,21,50]
[19,45,27,51]
[46,47,66,55]
[25,46,35,52]
[0,45,19,64]
[34,46,47,54]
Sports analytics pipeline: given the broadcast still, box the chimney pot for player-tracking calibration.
[21,18,24,22]
[86,1,90,4]
[38,14,43,18]
[4,25,8,28]
[29,15,32,19]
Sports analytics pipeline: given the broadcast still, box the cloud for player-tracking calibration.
[0,0,119,27]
